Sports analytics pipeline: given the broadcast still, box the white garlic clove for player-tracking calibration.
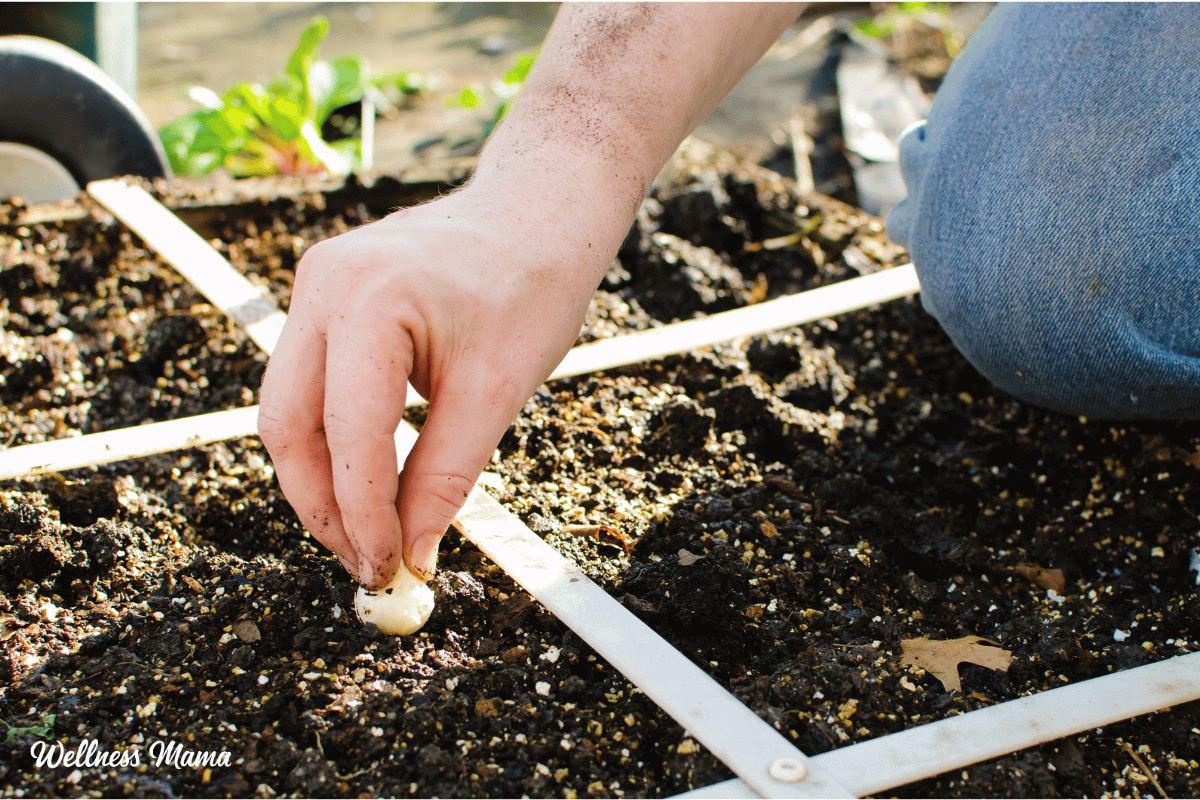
[354,566,435,635]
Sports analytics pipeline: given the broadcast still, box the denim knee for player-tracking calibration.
[886,3,1200,420]
[897,203,1200,420]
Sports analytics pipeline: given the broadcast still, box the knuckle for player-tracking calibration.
[297,237,333,268]
[256,402,294,451]
[293,240,338,294]
[321,411,358,452]
[417,472,477,519]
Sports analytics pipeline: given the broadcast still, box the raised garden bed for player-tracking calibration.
[1,146,1198,799]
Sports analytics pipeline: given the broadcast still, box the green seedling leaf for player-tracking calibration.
[504,53,536,85]
[286,16,330,120]
[491,52,536,129]
[224,139,284,178]
[446,86,482,109]
[184,151,221,175]
[4,714,56,743]
[158,115,203,174]
[264,95,305,141]
[224,83,270,119]
[854,17,892,38]
[328,136,361,166]
[311,55,370,126]
[491,78,522,101]
[189,111,242,154]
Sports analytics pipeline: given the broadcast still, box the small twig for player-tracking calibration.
[790,114,815,196]
[318,731,372,781]
[1120,740,1169,800]
[827,642,877,650]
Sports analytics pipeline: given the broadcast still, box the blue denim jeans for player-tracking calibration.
[886,3,1200,419]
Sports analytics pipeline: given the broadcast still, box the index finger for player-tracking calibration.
[258,295,360,577]
[322,307,417,589]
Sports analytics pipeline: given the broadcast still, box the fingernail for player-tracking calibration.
[407,533,442,581]
[336,553,357,577]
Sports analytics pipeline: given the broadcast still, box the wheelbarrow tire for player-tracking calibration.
[0,35,171,186]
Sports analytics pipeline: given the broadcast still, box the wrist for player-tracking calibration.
[462,129,645,287]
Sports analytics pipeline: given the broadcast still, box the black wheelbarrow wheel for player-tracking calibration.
[0,34,171,204]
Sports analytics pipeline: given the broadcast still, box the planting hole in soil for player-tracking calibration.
[1,146,1198,799]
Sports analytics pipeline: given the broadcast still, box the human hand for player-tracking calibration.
[257,186,610,588]
[259,1,805,591]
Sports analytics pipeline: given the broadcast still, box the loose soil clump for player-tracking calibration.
[1,147,1198,798]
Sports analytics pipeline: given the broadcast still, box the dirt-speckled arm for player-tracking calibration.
[470,2,805,274]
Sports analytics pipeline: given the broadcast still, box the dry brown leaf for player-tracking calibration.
[899,635,1013,693]
[232,620,261,643]
[677,549,703,566]
[1014,562,1067,593]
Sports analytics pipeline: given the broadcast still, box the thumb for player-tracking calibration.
[396,375,525,581]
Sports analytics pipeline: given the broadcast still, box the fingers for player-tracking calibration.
[398,364,526,581]
[258,288,361,577]
[323,307,415,590]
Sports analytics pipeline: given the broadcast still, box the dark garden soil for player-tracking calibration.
[0,146,1198,800]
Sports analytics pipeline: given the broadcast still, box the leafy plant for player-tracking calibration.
[159,16,421,178]
[446,52,536,139]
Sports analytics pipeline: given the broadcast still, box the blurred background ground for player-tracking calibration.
[135,2,993,210]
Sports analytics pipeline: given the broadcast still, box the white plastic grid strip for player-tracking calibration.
[678,650,1200,798]
[0,406,259,481]
[92,180,926,402]
[87,179,288,354]
[549,264,920,381]
[0,257,920,480]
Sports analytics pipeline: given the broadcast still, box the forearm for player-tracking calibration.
[469,3,803,272]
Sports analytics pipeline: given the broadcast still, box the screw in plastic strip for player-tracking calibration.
[769,756,808,783]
